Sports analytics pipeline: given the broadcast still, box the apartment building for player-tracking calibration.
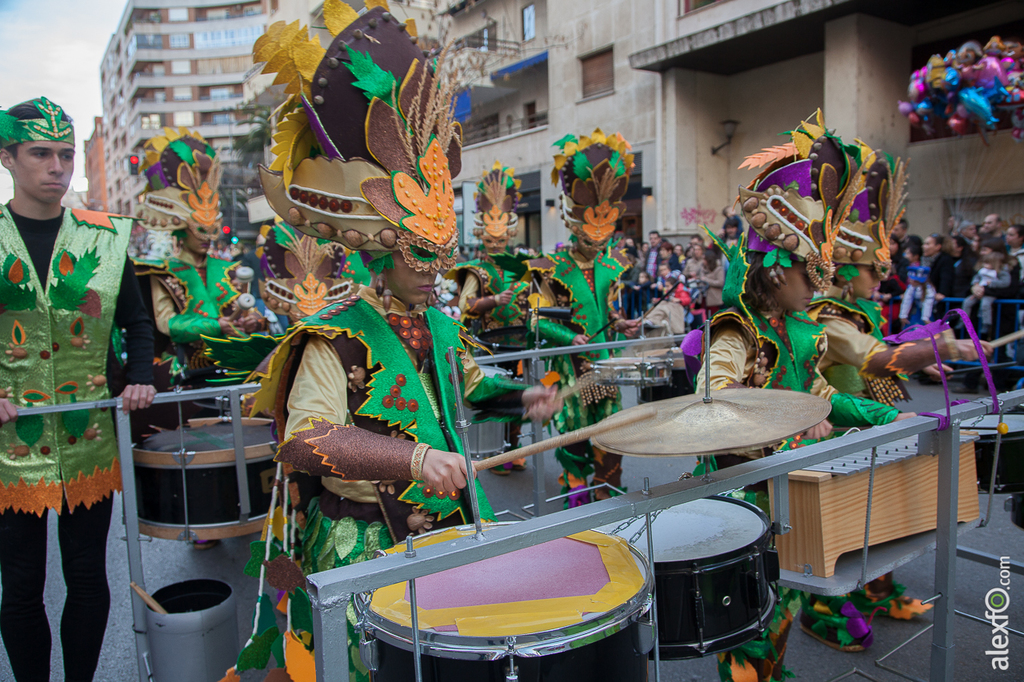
[83,118,109,212]
[453,0,1024,250]
[96,0,268,219]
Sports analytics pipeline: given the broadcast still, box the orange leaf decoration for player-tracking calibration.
[393,138,456,246]
[22,390,52,403]
[482,205,509,237]
[188,182,221,228]
[56,381,79,395]
[738,143,798,171]
[70,317,84,337]
[59,252,75,277]
[11,320,26,346]
[581,201,621,243]
[8,258,24,284]
[294,273,329,316]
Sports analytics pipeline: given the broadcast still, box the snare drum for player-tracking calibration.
[476,325,531,353]
[603,496,778,659]
[971,414,1024,493]
[467,365,513,459]
[356,524,654,681]
[592,357,672,387]
[132,418,276,540]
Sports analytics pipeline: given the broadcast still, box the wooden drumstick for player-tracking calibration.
[130,581,168,615]
[473,404,657,472]
[989,328,1024,349]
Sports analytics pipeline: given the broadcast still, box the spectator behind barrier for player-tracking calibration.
[925,233,955,301]
[961,249,1012,339]
[950,235,978,298]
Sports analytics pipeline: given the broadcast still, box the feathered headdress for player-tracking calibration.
[736,110,863,293]
[254,0,462,275]
[831,143,908,282]
[136,128,223,241]
[551,128,634,248]
[473,161,521,250]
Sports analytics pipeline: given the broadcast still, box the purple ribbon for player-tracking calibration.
[883,309,998,429]
[680,328,704,382]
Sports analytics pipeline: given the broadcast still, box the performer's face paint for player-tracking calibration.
[774,261,815,313]
[180,229,212,258]
[849,264,880,300]
[0,141,74,205]
[387,252,437,308]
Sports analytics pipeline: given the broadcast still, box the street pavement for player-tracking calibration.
[0,380,1021,681]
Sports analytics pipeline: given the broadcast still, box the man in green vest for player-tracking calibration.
[0,97,156,682]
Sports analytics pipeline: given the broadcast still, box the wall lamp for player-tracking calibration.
[711,119,740,156]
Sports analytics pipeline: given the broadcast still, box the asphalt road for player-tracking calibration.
[0,379,1021,681]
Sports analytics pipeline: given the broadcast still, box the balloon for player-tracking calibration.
[959,87,998,127]
[898,101,914,116]
[908,112,922,127]
[948,115,970,136]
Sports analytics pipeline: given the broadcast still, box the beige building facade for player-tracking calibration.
[452,0,1024,250]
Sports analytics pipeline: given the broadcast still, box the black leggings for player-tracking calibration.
[0,496,113,682]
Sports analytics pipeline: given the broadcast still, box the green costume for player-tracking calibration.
[0,206,132,515]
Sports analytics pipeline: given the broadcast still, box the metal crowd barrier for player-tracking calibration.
[15,383,261,682]
[306,389,1024,682]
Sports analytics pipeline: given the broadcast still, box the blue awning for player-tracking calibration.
[453,90,471,123]
[490,51,548,81]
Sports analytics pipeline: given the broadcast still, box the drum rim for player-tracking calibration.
[611,496,773,568]
[132,451,277,470]
[355,522,654,661]
[475,325,532,353]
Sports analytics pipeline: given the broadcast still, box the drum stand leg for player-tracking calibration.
[229,386,252,524]
[643,478,662,682]
[406,536,425,682]
[923,425,959,682]
[173,400,197,542]
[523,357,547,517]
[978,409,1005,528]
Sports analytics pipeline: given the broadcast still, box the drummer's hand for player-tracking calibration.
[236,312,266,335]
[119,384,157,412]
[894,412,917,421]
[922,363,953,379]
[218,316,242,337]
[523,385,561,422]
[571,334,589,346]
[495,290,514,306]
[421,448,468,493]
[956,339,993,361]
[0,399,17,425]
[802,419,833,441]
[615,318,642,338]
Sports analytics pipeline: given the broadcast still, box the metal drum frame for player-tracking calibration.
[592,357,673,388]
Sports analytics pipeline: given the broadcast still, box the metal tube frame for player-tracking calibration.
[308,389,1024,682]
[472,333,691,365]
[15,383,261,682]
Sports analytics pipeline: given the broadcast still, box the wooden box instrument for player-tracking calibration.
[769,435,979,578]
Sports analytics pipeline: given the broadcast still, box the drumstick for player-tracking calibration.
[473,404,657,472]
[130,581,168,615]
[990,328,1024,349]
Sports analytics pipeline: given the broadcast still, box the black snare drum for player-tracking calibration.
[132,418,276,540]
[605,496,778,659]
[356,524,654,681]
[972,414,1024,493]
[476,325,531,353]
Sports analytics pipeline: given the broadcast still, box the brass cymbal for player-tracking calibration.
[592,388,832,456]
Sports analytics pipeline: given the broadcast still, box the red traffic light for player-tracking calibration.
[129,155,139,164]
[221,225,231,234]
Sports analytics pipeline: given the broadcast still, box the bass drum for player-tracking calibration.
[132,418,276,540]
[971,414,1024,493]
[356,524,654,681]
[602,496,778,659]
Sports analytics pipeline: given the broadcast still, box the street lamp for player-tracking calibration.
[711,119,740,156]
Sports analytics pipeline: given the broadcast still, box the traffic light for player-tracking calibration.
[221,225,232,235]
[128,154,140,176]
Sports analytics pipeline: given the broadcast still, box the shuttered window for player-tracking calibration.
[581,49,613,98]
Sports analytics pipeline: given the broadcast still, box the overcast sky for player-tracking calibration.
[0,0,128,204]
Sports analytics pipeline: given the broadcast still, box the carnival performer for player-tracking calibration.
[208,6,560,681]
[805,145,993,629]
[448,162,531,473]
[132,128,266,384]
[524,130,641,505]
[698,112,916,682]
[0,97,156,682]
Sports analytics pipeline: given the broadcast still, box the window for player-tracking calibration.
[141,114,161,129]
[196,55,250,74]
[168,7,188,22]
[205,8,228,20]
[173,86,192,101]
[173,111,195,127]
[523,4,535,42]
[154,90,166,102]
[211,112,232,125]
[171,59,191,75]
[152,64,166,76]
[209,87,232,100]
[581,49,613,98]
[169,33,190,48]
[194,25,265,50]
[136,34,162,49]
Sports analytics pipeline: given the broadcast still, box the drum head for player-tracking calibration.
[601,497,768,564]
[369,528,646,639]
[140,422,273,452]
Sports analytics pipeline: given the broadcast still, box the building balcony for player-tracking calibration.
[462,111,548,147]
[131,95,245,119]
[129,70,249,94]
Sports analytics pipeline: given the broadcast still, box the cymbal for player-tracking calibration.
[592,388,831,456]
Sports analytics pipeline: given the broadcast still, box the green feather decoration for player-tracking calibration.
[0,112,20,144]
[553,133,577,149]
[344,45,398,107]
[368,252,394,274]
[572,151,592,181]
[204,332,281,378]
[838,263,860,281]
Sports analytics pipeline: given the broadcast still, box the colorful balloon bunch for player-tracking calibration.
[899,36,1024,140]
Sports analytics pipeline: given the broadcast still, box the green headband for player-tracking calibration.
[0,97,75,148]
